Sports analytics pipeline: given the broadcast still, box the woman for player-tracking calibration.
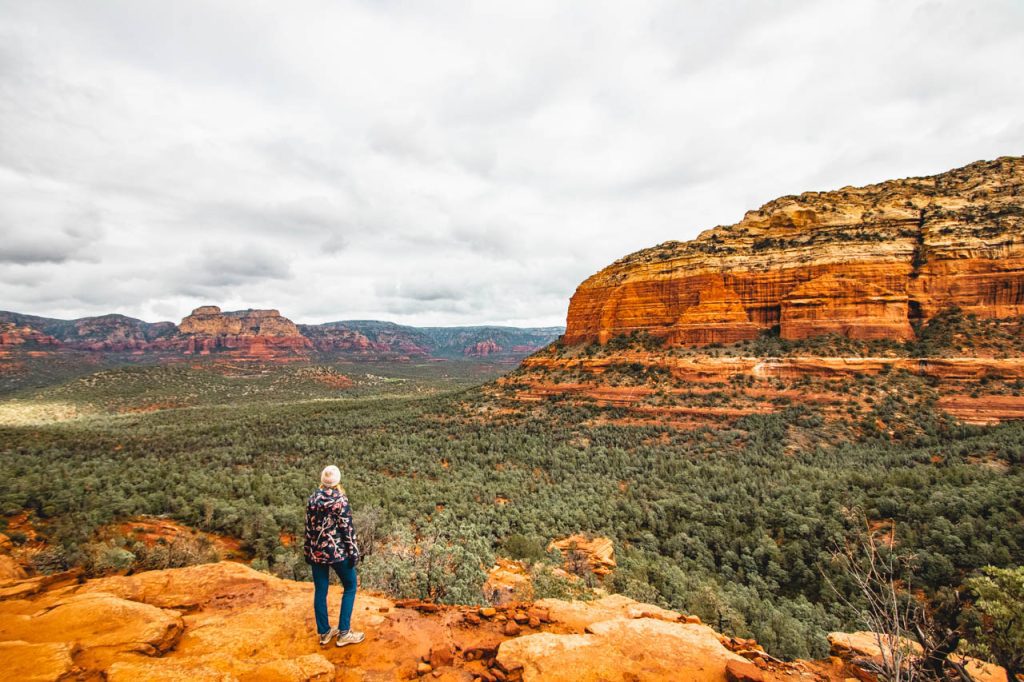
[303,464,365,647]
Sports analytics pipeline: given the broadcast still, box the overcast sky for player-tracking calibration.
[1,1,1022,326]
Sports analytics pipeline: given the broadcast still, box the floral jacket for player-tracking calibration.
[303,487,360,565]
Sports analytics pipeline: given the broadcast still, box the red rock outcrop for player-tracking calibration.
[178,306,301,337]
[504,349,1024,427]
[0,324,61,348]
[3,546,1007,681]
[564,156,1024,346]
[0,309,562,366]
[828,631,1007,682]
[176,305,312,357]
[464,339,502,357]
[548,536,616,577]
[0,562,851,682]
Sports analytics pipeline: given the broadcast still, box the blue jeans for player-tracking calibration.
[311,557,358,635]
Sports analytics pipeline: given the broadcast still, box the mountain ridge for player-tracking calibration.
[0,307,563,361]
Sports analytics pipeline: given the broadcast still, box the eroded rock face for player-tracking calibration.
[178,306,300,337]
[565,156,1024,346]
[464,339,503,357]
[175,306,312,357]
[0,324,61,348]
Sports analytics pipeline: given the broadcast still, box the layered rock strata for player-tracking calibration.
[177,306,312,357]
[565,156,1024,346]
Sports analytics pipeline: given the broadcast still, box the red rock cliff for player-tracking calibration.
[564,156,1024,346]
[176,306,311,357]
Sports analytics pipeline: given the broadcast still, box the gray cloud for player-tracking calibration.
[184,244,293,288]
[0,0,1022,326]
[0,168,104,264]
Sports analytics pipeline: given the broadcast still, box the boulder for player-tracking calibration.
[535,593,680,632]
[828,631,1008,682]
[725,659,766,682]
[496,617,753,681]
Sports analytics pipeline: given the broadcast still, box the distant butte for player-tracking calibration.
[505,156,1024,427]
[564,155,1024,346]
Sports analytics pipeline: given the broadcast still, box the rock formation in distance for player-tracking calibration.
[564,156,1023,346]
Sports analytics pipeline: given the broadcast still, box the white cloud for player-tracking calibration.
[0,0,1022,325]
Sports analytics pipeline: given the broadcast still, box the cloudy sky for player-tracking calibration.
[1,1,1022,326]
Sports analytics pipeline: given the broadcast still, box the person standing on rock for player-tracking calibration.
[304,464,365,647]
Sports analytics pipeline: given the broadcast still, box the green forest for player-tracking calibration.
[1,355,1022,662]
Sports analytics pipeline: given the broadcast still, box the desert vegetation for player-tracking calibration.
[1,358,1022,662]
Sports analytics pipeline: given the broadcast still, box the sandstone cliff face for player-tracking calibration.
[464,339,503,357]
[565,156,1024,346]
[0,324,61,348]
[178,306,302,337]
[175,305,312,357]
[0,313,175,352]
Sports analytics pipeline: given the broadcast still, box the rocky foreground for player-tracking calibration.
[0,560,1009,682]
[0,561,769,682]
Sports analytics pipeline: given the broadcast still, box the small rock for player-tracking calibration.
[726,659,766,682]
[503,621,521,637]
[480,607,497,618]
[416,661,433,676]
[465,612,481,625]
[527,607,551,623]
[684,615,702,624]
[429,646,453,668]
[527,616,540,628]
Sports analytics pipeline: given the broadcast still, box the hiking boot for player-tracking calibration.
[336,630,365,647]
[318,627,338,646]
